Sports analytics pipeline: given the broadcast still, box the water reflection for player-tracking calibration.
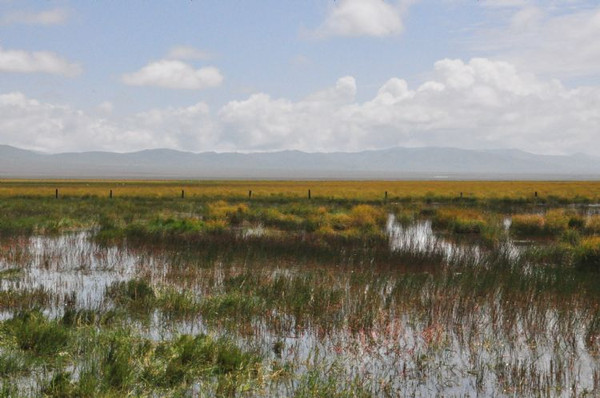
[386,215,525,263]
[386,215,484,263]
[0,227,598,396]
[0,232,150,309]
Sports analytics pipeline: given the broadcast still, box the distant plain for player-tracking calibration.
[2,179,600,202]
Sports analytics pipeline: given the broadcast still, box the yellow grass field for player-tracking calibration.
[1,179,600,201]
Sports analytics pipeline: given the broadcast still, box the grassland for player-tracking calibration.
[1,179,600,202]
[0,180,600,396]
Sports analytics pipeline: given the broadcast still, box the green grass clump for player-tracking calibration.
[106,279,156,316]
[8,315,265,396]
[261,274,344,324]
[293,365,372,398]
[148,217,204,235]
[348,205,386,231]
[155,288,201,319]
[41,371,80,398]
[544,209,570,234]
[106,281,203,320]
[200,292,264,322]
[0,351,30,379]
[199,272,345,331]
[432,208,487,234]
[510,214,546,236]
[511,210,582,237]
[61,307,120,327]
[568,214,585,229]
[0,268,21,281]
[1,310,69,357]
[0,288,52,310]
[573,237,600,271]
[158,334,260,387]
[585,215,600,234]
[560,229,582,246]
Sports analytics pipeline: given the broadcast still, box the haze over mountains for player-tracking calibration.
[1,145,599,180]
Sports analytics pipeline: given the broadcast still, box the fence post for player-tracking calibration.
[384,191,388,202]
[55,189,58,199]
[460,192,463,199]
[181,189,185,199]
[248,190,252,199]
[308,189,311,200]
[535,191,538,198]
[109,189,113,199]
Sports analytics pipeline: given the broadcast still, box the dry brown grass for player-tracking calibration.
[1,179,599,201]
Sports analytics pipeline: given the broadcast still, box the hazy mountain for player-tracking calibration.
[1,145,599,179]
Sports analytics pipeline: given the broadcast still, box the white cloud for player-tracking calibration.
[2,58,600,156]
[510,6,543,30]
[0,92,218,152]
[219,77,357,150]
[1,8,69,26]
[122,60,223,90]
[0,46,81,76]
[473,4,600,79]
[166,46,212,61]
[129,102,220,150]
[219,58,600,154]
[313,0,414,38]
[0,92,121,152]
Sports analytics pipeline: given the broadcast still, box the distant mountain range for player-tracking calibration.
[1,145,599,179]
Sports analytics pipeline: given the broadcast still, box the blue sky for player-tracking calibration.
[1,0,599,155]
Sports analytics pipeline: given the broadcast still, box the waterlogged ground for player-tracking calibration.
[1,210,600,397]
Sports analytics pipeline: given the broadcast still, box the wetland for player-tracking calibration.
[0,183,600,396]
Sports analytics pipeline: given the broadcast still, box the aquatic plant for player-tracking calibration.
[574,236,600,271]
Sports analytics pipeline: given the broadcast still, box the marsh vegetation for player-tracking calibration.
[1,182,600,396]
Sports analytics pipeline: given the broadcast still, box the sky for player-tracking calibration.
[1,0,599,155]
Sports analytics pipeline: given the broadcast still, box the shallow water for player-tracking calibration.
[386,215,491,263]
[0,232,165,310]
[0,226,599,396]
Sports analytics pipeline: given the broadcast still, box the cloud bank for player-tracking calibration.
[1,58,599,155]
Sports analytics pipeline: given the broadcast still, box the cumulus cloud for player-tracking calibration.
[1,8,69,26]
[2,58,600,156]
[0,92,219,153]
[313,0,414,38]
[0,92,121,152]
[220,58,600,154]
[219,76,357,150]
[129,102,220,150]
[0,46,81,76]
[122,60,223,90]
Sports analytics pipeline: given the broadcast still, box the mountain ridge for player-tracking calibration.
[1,145,598,180]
